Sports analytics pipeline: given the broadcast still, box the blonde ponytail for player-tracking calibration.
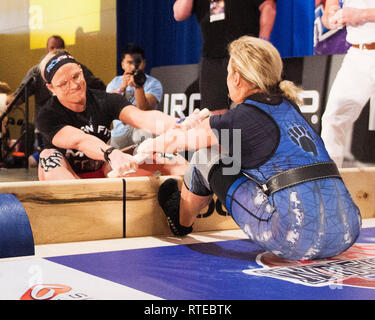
[279,80,302,105]
[229,36,302,105]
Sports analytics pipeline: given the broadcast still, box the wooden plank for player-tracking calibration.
[124,177,237,238]
[0,179,125,244]
[0,167,373,245]
[340,167,375,219]
[0,176,237,244]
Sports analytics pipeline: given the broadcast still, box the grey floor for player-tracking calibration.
[0,167,38,183]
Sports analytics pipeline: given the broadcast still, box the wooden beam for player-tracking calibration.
[340,167,375,220]
[0,167,373,245]
[0,176,237,245]
[0,178,125,244]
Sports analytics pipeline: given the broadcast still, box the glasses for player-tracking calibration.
[52,69,84,92]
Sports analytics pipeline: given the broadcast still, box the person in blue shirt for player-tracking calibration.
[137,36,361,261]
[106,44,163,149]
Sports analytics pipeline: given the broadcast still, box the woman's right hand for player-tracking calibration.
[135,138,156,157]
[107,149,138,177]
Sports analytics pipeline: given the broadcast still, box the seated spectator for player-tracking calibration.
[106,43,163,149]
[1,81,37,168]
[0,81,11,140]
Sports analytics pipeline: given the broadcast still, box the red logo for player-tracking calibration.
[21,284,72,300]
[244,244,375,289]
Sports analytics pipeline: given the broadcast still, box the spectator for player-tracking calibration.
[0,81,11,143]
[173,0,277,115]
[321,0,375,167]
[106,43,163,149]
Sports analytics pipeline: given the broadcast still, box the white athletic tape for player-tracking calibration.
[199,108,211,119]
[179,108,211,129]
[107,153,150,178]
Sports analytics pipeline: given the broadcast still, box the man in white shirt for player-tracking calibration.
[320,0,375,167]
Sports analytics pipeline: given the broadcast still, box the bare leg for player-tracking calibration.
[158,147,222,236]
[180,183,212,227]
[38,149,80,181]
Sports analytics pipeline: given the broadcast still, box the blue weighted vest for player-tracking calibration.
[226,98,361,260]
[241,98,332,184]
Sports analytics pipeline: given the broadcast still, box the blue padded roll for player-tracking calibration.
[0,194,35,258]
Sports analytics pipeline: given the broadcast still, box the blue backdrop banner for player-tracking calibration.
[116,0,315,74]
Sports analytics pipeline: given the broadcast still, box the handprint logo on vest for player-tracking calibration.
[288,125,318,157]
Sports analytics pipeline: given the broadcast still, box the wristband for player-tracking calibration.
[101,147,116,163]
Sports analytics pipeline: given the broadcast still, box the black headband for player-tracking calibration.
[44,52,78,84]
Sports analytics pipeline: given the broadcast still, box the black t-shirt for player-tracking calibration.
[209,93,281,169]
[193,0,273,58]
[36,89,130,173]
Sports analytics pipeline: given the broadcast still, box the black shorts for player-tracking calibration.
[199,56,231,111]
[208,162,242,205]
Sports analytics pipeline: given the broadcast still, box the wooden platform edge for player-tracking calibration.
[0,167,373,245]
[0,176,237,244]
[339,167,375,220]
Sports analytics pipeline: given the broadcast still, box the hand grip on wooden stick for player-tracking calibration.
[178,108,211,129]
[108,109,210,178]
[107,153,150,178]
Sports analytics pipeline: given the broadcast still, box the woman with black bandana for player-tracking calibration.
[36,50,205,180]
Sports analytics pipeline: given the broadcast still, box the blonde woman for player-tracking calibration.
[138,36,361,260]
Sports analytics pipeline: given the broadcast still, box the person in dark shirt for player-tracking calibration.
[137,36,361,261]
[36,50,205,180]
[10,35,106,120]
[173,0,277,114]
[8,35,106,168]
